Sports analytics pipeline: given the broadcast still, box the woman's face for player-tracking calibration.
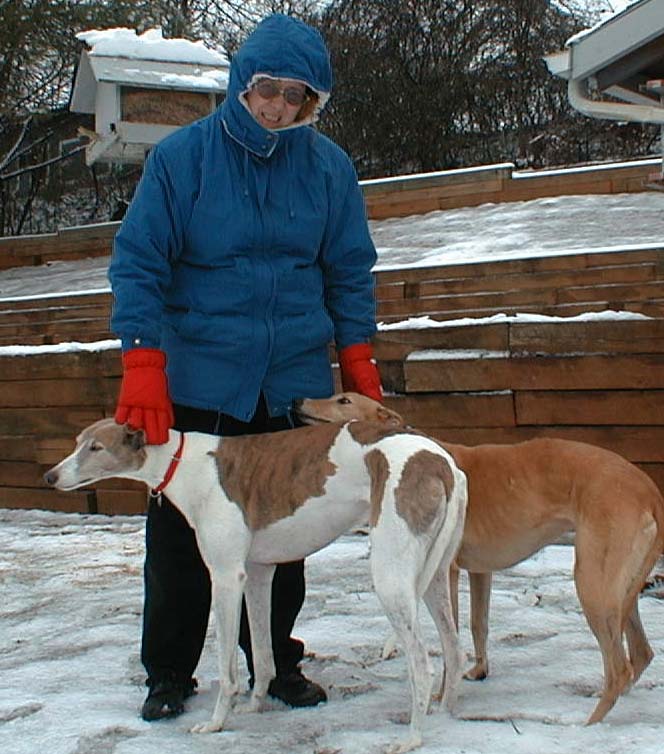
[245,78,309,130]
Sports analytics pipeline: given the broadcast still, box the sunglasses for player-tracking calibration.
[252,79,309,107]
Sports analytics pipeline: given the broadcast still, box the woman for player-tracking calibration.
[109,13,382,721]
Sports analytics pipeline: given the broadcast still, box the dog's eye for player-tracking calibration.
[338,397,352,405]
[89,441,102,452]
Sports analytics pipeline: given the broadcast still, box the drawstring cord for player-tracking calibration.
[242,143,250,198]
[285,140,295,220]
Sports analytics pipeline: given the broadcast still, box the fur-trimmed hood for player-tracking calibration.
[224,14,332,138]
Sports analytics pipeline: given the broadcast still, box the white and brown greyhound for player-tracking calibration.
[44,416,467,753]
[294,392,664,725]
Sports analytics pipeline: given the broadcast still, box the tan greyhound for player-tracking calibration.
[294,392,664,725]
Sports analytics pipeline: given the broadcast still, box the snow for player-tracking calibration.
[2,509,664,754]
[0,340,120,357]
[566,0,640,45]
[76,27,229,67]
[369,191,664,270]
[378,310,651,331]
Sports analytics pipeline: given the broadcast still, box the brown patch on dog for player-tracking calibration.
[213,423,341,530]
[395,450,454,534]
[364,449,389,527]
[347,421,425,446]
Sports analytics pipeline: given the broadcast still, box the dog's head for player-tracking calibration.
[293,392,404,427]
[44,418,147,491]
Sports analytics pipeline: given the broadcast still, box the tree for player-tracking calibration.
[316,0,656,176]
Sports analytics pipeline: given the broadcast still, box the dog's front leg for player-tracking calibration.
[243,562,277,711]
[191,567,246,733]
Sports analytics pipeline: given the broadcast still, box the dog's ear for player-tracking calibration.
[377,406,404,426]
[123,424,146,451]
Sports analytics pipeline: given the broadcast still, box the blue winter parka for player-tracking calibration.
[108,15,377,421]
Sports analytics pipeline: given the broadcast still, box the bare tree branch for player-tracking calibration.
[0,116,33,172]
[0,143,86,182]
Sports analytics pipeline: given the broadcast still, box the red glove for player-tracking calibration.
[114,348,174,444]
[338,343,383,402]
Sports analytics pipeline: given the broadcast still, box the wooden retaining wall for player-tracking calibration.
[1,245,663,514]
[2,245,663,347]
[0,158,660,270]
[375,319,664,496]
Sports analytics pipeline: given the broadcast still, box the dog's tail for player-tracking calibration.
[416,457,467,599]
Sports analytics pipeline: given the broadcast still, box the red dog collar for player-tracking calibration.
[151,432,185,497]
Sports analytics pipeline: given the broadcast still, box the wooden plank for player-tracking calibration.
[0,330,114,347]
[503,179,614,200]
[0,408,105,437]
[362,165,511,196]
[0,435,36,462]
[558,280,664,305]
[377,299,664,323]
[377,281,664,319]
[377,286,561,317]
[367,172,655,218]
[367,177,504,206]
[93,478,146,491]
[374,323,509,360]
[0,486,90,513]
[515,390,664,425]
[0,377,118,408]
[0,305,111,326]
[404,353,664,392]
[368,197,441,218]
[96,488,148,516]
[437,192,504,211]
[0,349,121,381]
[374,282,405,301]
[0,461,49,487]
[376,360,404,393]
[638,463,664,495]
[509,319,664,355]
[385,392,515,428]
[34,437,77,465]
[0,291,111,310]
[374,248,664,286]
[428,425,664,462]
[415,263,658,297]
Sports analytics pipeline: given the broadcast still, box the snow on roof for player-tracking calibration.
[76,27,229,67]
[84,56,228,91]
[566,0,647,46]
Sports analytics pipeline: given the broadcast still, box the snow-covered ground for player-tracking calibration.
[2,509,664,754]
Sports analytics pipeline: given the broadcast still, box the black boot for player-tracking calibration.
[268,668,327,707]
[141,676,197,721]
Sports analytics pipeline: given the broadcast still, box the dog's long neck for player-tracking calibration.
[139,430,187,489]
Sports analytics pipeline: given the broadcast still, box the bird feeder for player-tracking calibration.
[70,28,230,165]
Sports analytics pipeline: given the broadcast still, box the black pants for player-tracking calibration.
[141,395,306,685]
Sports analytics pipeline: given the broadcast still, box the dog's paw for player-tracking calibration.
[384,734,422,754]
[190,720,224,734]
[381,633,398,660]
